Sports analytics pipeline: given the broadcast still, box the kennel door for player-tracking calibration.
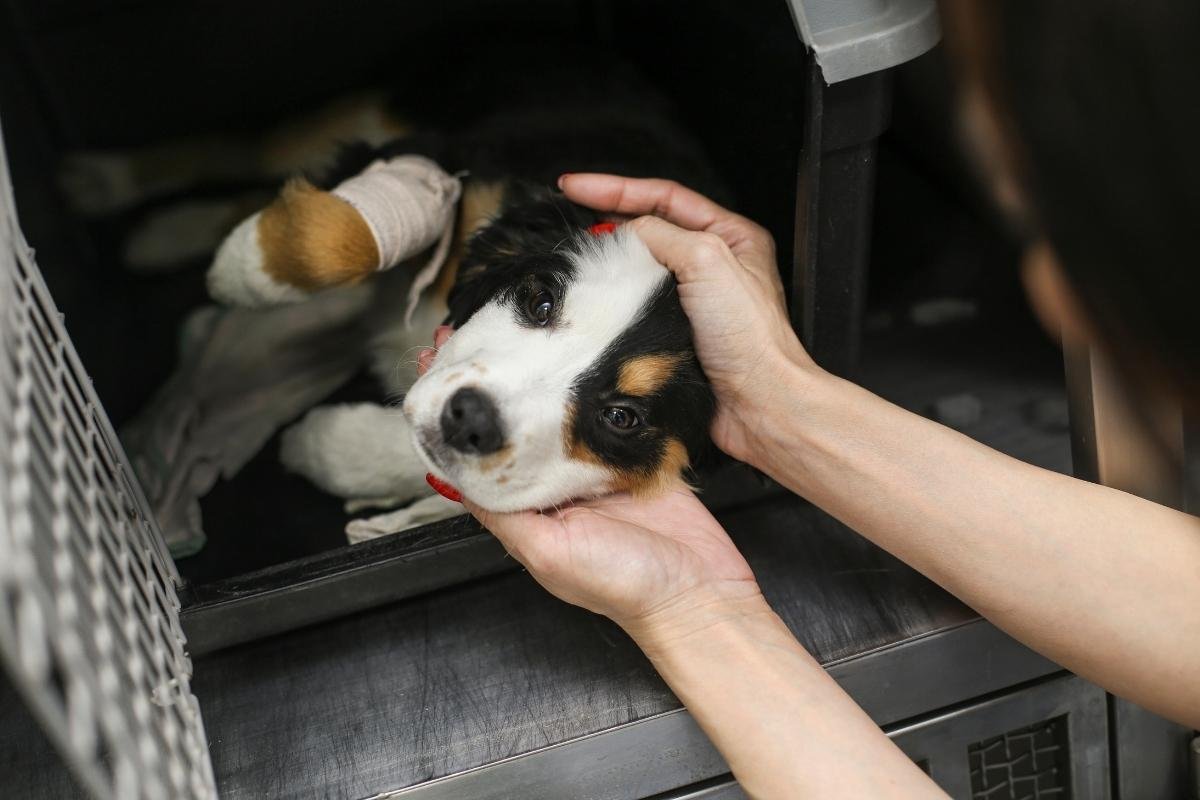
[0,118,218,799]
[786,0,941,84]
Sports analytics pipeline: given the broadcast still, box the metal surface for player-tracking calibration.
[186,493,1061,800]
[1108,697,1194,800]
[179,518,511,656]
[648,777,744,800]
[786,0,941,84]
[1190,736,1199,800]
[891,675,1110,799]
[793,55,891,377]
[0,120,216,798]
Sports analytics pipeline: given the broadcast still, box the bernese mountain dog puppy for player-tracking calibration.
[206,51,725,538]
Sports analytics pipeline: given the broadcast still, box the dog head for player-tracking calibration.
[402,186,715,512]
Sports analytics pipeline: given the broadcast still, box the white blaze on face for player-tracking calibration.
[402,230,668,511]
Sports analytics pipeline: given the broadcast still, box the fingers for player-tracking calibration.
[463,500,558,566]
[629,215,741,283]
[561,174,771,256]
[560,174,729,229]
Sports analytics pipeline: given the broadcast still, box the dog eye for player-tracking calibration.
[601,406,640,430]
[525,289,555,326]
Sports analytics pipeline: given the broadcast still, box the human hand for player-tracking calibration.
[467,490,762,639]
[560,174,820,465]
[415,325,763,639]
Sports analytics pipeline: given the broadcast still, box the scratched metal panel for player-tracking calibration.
[191,494,983,799]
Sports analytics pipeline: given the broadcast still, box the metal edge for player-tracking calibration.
[179,520,517,655]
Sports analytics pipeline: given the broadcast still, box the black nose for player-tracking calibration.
[440,387,505,455]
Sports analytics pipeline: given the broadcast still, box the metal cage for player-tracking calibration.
[0,120,216,799]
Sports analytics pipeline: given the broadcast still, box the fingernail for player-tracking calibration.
[557,173,572,190]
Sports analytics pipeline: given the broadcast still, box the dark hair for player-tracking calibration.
[967,1,1200,406]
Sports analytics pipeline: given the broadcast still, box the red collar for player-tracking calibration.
[587,221,618,237]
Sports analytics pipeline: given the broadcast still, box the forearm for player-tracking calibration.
[627,594,942,799]
[747,359,1200,725]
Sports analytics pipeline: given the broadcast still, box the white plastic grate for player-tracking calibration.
[0,121,217,799]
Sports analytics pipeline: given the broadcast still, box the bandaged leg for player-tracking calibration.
[207,155,460,308]
[345,493,465,544]
[280,402,429,506]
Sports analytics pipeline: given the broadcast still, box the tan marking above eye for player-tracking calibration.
[617,353,686,397]
[258,177,379,290]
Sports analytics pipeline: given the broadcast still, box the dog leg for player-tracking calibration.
[123,190,272,273]
[58,138,259,217]
[59,91,407,217]
[280,402,428,506]
[345,494,465,544]
[207,177,383,306]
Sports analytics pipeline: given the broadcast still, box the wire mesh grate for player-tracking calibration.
[0,122,217,799]
[968,715,1071,800]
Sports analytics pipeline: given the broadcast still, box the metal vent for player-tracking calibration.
[968,715,1070,800]
[0,122,217,799]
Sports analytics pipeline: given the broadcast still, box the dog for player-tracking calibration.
[113,52,726,539]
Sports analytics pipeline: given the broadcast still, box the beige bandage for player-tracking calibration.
[332,155,462,326]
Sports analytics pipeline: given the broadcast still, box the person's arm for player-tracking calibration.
[461,489,945,799]
[754,359,1200,727]
[561,173,1200,728]
[626,590,944,799]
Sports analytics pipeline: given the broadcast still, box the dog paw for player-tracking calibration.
[280,403,426,500]
[124,199,246,272]
[207,212,308,306]
[58,152,141,217]
[345,493,465,543]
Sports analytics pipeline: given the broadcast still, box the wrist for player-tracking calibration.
[620,581,776,658]
[724,345,830,466]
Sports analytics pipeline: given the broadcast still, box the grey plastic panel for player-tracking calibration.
[0,119,217,799]
[787,0,941,83]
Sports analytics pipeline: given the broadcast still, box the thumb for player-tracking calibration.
[463,499,557,563]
